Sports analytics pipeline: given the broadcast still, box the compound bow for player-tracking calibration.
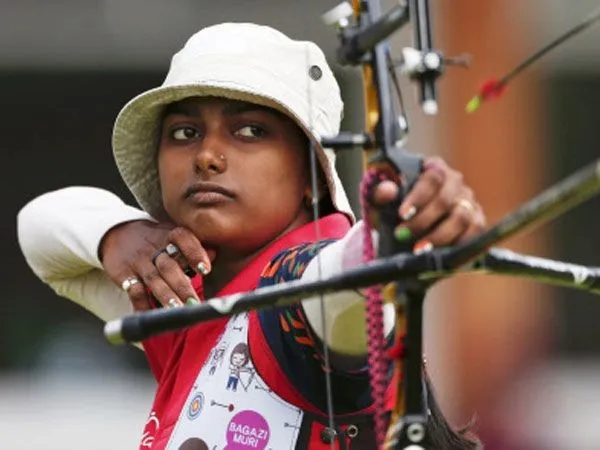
[104,2,600,449]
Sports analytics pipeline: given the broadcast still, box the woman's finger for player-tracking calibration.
[154,252,201,305]
[397,161,446,224]
[110,270,152,312]
[454,204,487,243]
[370,180,400,205]
[168,227,215,276]
[137,257,192,308]
[400,173,462,238]
[420,195,486,246]
[126,278,153,312]
[420,200,475,246]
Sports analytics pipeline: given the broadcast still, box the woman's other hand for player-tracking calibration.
[100,221,214,311]
[372,156,487,250]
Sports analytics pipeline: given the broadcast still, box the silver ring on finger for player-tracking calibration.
[152,243,180,266]
[121,276,141,292]
[165,243,180,257]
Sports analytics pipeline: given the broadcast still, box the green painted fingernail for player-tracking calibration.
[394,226,412,241]
[186,297,199,306]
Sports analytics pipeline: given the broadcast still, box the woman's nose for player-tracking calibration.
[194,135,227,175]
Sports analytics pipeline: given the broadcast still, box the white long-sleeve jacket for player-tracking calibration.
[17,187,393,355]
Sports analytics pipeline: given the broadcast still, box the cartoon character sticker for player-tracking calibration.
[226,343,255,392]
[208,341,229,376]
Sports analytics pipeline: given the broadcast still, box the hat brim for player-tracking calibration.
[112,82,354,221]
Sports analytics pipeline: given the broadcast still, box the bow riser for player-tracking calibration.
[349,1,441,448]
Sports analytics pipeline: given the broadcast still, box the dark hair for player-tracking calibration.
[178,438,209,450]
[425,374,482,450]
[295,131,337,218]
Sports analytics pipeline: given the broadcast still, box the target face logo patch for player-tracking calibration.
[187,392,205,420]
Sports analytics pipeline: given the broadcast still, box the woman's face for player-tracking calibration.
[158,97,312,256]
[231,352,245,367]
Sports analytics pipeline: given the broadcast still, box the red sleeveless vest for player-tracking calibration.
[138,215,396,449]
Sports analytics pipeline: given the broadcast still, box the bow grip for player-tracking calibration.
[377,150,424,258]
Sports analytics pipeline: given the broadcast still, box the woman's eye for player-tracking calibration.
[236,125,266,139]
[171,127,200,141]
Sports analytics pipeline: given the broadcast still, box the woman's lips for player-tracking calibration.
[184,182,235,206]
[188,190,233,205]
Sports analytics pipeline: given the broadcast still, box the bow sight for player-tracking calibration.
[323,0,443,114]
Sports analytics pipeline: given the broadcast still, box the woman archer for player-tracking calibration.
[17,23,485,449]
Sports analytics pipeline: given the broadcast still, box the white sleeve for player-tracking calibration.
[17,186,154,322]
[301,221,395,356]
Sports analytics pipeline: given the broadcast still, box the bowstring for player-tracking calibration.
[305,43,337,447]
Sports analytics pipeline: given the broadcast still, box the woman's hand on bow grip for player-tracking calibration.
[373,157,487,250]
[99,221,214,311]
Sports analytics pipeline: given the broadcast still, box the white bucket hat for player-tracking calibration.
[112,22,354,221]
